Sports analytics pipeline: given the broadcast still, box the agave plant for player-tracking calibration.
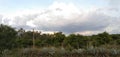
[71,49,78,54]
[98,47,107,54]
[86,46,97,55]
[110,48,120,55]
[40,47,49,53]
[77,49,85,54]
[48,47,56,55]
[2,49,11,57]
[20,48,40,57]
[56,47,67,54]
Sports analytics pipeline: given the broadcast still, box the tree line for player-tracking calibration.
[0,24,120,52]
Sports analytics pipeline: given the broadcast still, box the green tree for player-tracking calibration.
[63,34,88,49]
[111,34,120,45]
[0,24,17,54]
[52,32,65,47]
[16,31,34,48]
[98,32,112,44]
[92,32,112,46]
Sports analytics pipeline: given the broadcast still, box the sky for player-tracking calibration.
[0,0,120,35]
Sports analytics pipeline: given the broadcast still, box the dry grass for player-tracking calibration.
[1,47,120,57]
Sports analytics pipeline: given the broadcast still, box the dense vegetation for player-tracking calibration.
[0,24,120,57]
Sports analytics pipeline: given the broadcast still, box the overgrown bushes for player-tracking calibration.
[0,24,120,57]
[1,47,120,57]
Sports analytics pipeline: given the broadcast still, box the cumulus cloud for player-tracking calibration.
[108,0,120,6]
[0,15,3,24]
[1,1,120,34]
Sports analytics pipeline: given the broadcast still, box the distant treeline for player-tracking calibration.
[0,24,120,51]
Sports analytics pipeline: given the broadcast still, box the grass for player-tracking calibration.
[0,47,120,57]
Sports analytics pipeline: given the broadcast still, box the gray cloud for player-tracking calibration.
[37,11,112,33]
[1,2,120,34]
[0,15,3,24]
[108,0,120,6]
[11,8,112,34]
[60,12,111,33]
[107,0,120,13]
[3,8,119,34]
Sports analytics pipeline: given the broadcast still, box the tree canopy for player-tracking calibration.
[0,24,119,51]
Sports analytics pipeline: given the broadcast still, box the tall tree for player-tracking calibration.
[92,32,112,46]
[0,24,17,54]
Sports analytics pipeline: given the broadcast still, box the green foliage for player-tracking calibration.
[14,28,120,49]
[111,34,120,45]
[0,24,120,57]
[63,34,89,49]
[0,24,17,49]
[0,24,17,55]
[0,24,120,56]
[52,32,65,47]
[98,32,112,44]
[92,32,112,47]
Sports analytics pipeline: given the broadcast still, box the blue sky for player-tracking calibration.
[0,0,108,14]
[0,0,53,14]
[0,0,120,35]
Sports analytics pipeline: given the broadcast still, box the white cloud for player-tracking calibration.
[108,0,120,6]
[1,1,120,34]
[0,15,3,24]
